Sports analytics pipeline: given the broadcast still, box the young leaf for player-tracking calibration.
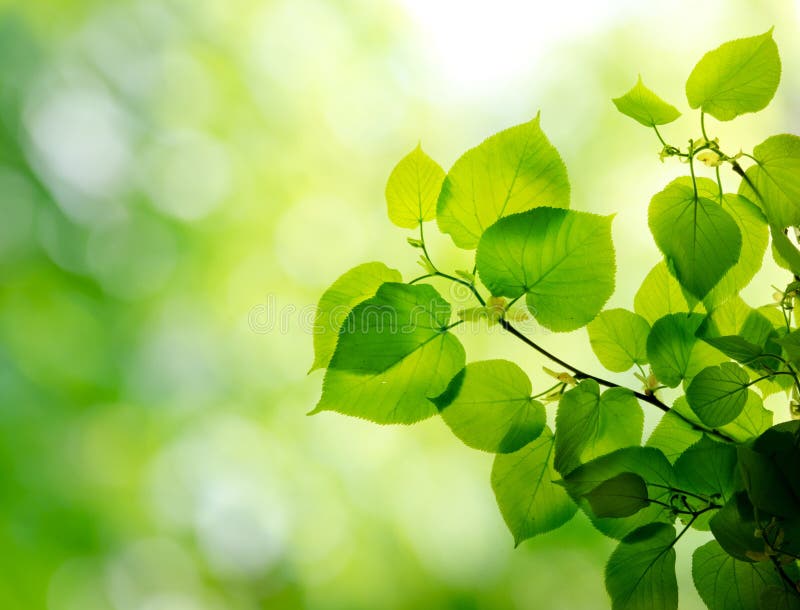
[739,134,800,229]
[634,261,692,325]
[587,309,650,372]
[561,447,675,540]
[685,29,781,121]
[491,427,577,546]
[771,224,800,275]
[313,283,465,424]
[692,540,783,610]
[649,177,742,300]
[674,435,738,502]
[612,76,681,127]
[685,362,751,427]
[476,207,615,332]
[647,313,705,388]
[385,144,445,228]
[310,262,403,372]
[436,115,570,249]
[585,472,649,518]
[433,359,546,453]
[605,523,678,610]
[554,380,644,475]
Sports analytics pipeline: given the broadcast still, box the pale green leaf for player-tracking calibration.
[686,29,781,121]
[613,76,681,127]
[692,540,782,610]
[740,134,800,229]
[491,427,577,545]
[313,283,465,424]
[433,359,545,453]
[554,380,644,475]
[685,362,751,427]
[771,224,800,275]
[649,177,742,300]
[311,262,402,372]
[646,411,703,464]
[634,261,693,325]
[436,115,570,249]
[605,523,678,610]
[476,207,615,332]
[385,144,445,228]
[588,309,651,372]
[647,313,706,388]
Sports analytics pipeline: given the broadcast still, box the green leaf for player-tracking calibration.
[433,359,546,453]
[554,380,644,475]
[310,262,403,372]
[436,115,570,249]
[562,447,675,539]
[647,313,705,387]
[703,193,768,309]
[740,134,800,229]
[685,362,751,427]
[685,29,781,121]
[385,144,445,228]
[771,224,800,275]
[646,411,703,464]
[491,427,577,546]
[612,76,681,127]
[776,329,800,366]
[698,297,780,368]
[752,421,800,501]
[737,445,800,519]
[587,309,650,372]
[720,391,773,442]
[709,492,766,562]
[634,261,693,325]
[649,177,742,300]
[692,540,783,610]
[605,523,678,610]
[313,283,465,424]
[476,207,615,332]
[674,435,738,502]
[760,587,800,610]
[585,472,649,518]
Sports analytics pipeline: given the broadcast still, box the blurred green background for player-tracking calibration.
[0,1,798,608]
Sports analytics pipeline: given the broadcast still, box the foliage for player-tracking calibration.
[311,29,800,610]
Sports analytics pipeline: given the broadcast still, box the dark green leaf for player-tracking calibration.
[605,523,678,610]
[491,427,577,545]
[434,359,546,453]
[310,263,402,372]
[585,472,649,518]
[674,435,738,502]
[685,29,781,121]
[437,115,570,249]
[692,540,783,610]
[709,492,766,562]
[760,586,800,610]
[554,380,644,475]
[313,283,465,424]
[476,207,615,331]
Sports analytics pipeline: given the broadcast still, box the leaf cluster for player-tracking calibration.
[310,29,800,609]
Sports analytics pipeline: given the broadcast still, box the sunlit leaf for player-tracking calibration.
[385,144,445,228]
[674,435,738,502]
[477,207,615,332]
[491,427,577,545]
[739,134,800,229]
[612,76,681,127]
[634,261,693,325]
[437,115,570,249]
[685,362,751,427]
[433,359,545,453]
[587,309,650,372]
[685,29,781,121]
[647,313,706,388]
